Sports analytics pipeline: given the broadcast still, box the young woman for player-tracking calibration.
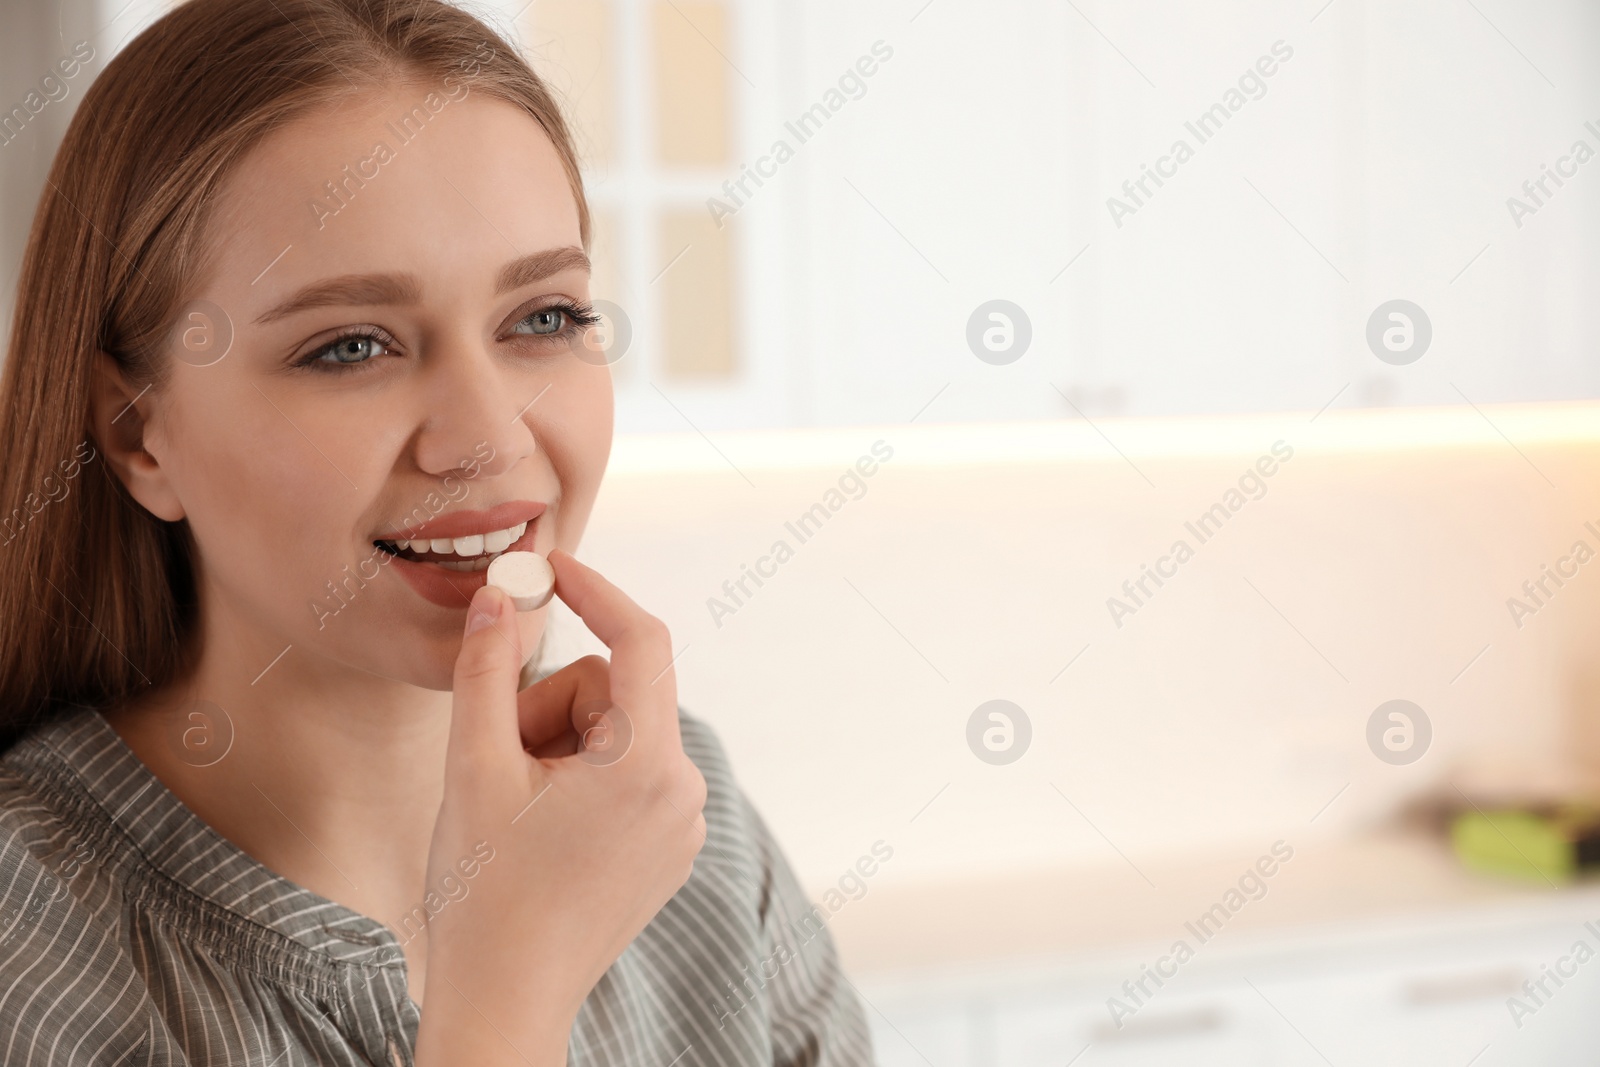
[0,1,872,1063]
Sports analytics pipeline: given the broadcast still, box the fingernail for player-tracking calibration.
[464,586,501,635]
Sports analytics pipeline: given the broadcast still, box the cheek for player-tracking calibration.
[187,448,345,608]
[538,368,612,537]
[577,368,615,457]
[159,379,379,599]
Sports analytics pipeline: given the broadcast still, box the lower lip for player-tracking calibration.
[385,520,541,610]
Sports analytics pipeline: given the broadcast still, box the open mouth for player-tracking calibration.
[373,520,530,572]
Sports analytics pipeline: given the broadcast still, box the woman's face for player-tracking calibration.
[134,83,610,690]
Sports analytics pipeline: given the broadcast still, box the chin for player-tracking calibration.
[310,609,475,692]
[306,583,545,693]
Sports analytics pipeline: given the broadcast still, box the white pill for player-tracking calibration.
[486,551,554,612]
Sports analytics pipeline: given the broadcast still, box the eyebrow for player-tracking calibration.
[495,246,591,295]
[254,245,592,324]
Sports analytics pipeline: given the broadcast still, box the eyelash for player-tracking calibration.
[293,300,603,373]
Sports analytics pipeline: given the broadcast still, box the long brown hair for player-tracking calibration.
[0,0,589,748]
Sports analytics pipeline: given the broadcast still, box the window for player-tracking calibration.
[525,0,764,432]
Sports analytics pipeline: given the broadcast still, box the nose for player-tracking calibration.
[412,341,537,481]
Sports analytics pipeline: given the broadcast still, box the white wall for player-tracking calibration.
[541,403,1600,896]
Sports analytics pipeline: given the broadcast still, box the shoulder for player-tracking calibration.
[674,706,757,861]
[675,704,734,787]
[634,710,877,1064]
[0,727,110,893]
[0,734,152,1063]
[0,716,128,950]
[668,707,793,921]
[662,707,774,904]
[0,709,114,852]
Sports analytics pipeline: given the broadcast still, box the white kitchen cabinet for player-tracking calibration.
[862,900,1600,1066]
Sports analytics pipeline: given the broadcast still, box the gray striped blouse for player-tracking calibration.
[0,705,875,1065]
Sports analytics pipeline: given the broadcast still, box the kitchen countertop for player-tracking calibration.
[825,829,1600,983]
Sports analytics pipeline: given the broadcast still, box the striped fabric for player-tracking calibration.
[0,705,875,1065]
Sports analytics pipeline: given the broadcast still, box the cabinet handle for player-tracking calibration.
[1402,967,1525,1006]
[1091,1007,1226,1043]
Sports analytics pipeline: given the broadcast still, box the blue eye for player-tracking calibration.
[515,308,567,336]
[298,329,394,371]
[511,302,602,342]
[319,335,387,364]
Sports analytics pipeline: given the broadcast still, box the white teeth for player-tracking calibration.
[388,521,530,559]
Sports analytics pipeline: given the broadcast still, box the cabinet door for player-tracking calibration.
[868,983,1273,1067]
[1247,927,1600,1065]
[993,983,1272,1067]
[865,915,1600,1066]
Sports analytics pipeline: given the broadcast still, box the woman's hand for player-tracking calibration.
[413,549,707,1067]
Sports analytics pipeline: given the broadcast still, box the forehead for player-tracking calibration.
[204,84,581,300]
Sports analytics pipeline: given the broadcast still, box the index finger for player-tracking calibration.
[547,548,681,751]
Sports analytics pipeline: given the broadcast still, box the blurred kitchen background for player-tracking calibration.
[7,0,1600,1063]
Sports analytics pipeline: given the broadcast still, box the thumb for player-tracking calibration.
[447,584,526,780]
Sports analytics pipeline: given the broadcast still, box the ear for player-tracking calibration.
[88,352,185,522]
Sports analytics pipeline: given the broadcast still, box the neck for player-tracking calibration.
[102,596,451,942]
